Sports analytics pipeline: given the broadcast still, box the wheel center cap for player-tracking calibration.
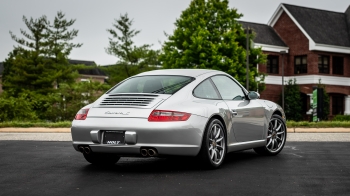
[272,131,277,138]
[213,141,217,148]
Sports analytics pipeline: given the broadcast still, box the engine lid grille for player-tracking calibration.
[97,93,166,108]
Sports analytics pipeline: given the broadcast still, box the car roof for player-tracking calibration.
[136,69,224,78]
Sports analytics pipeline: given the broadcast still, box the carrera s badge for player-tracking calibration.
[105,111,130,115]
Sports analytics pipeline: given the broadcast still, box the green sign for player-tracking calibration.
[312,89,318,122]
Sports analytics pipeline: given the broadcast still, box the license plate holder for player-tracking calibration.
[103,131,125,145]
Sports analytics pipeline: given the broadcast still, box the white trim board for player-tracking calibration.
[310,42,350,54]
[264,75,350,86]
[254,43,289,53]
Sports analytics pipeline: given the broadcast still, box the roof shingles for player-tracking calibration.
[68,59,106,76]
[283,4,350,47]
[240,21,287,47]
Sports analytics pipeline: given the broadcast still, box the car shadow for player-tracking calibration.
[79,149,265,173]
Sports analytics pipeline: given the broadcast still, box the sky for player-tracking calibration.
[1,0,349,65]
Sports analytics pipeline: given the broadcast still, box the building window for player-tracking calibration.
[332,95,344,115]
[318,55,329,74]
[80,78,90,82]
[267,55,279,74]
[294,56,307,74]
[333,56,344,75]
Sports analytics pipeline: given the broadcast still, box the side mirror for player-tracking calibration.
[248,91,260,100]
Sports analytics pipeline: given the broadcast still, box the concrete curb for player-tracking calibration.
[1,127,350,133]
[287,128,350,133]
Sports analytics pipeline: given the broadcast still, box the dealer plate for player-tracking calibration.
[103,131,125,145]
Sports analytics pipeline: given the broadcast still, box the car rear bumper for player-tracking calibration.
[71,115,207,156]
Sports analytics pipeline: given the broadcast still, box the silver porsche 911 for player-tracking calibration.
[71,69,287,168]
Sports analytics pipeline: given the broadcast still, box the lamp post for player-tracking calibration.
[280,50,287,110]
[245,28,252,91]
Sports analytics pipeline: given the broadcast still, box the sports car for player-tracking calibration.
[71,69,287,168]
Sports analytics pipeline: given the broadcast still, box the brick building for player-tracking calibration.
[68,59,108,83]
[241,3,350,118]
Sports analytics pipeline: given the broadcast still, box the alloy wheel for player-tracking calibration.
[266,117,286,153]
[208,123,226,165]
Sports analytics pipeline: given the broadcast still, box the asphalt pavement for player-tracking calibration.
[0,141,349,196]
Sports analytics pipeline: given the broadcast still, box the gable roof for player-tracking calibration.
[344,5,350,41]
[68,59,107,76]
[283,4,350,47]
[239,21,287,47]
[68,59,96,66]
[78,67,106,76]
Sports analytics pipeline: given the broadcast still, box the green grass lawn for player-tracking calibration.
[0,121,71,128]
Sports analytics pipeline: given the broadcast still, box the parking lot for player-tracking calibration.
[0,136,349,196]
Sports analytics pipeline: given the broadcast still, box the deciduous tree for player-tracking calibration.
[160,0,266,91]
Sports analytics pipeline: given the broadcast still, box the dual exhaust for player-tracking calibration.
[140,148,158,157]
[79,146,158,157]
[78,146,91,154]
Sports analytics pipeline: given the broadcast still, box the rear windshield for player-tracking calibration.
[107,75,195,95]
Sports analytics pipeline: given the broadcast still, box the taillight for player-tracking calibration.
[74,108,90,120]
[148,110,191,122]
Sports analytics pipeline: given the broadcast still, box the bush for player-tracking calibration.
[280,79,302,121]
[43,80,111,121]
[0,93,38,122]
[0,121,71,128]
[287,120,350,128]
[0,80,110,122]
[332,115,350,121]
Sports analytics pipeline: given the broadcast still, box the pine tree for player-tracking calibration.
[2,12,83,121]
[160,0,266,91]
[2,12,82,96]
[46,11,83,60]
[106,13,159,79]
[45,11,83,86]
[2,50,60,95]
[9,15,48,56]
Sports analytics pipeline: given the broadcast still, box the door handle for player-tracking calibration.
[231,110,238,116]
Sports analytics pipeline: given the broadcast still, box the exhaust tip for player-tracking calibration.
[84,147,91,154]
[148,149,157,157]
[141,149,148,156]
[78,146,85,153]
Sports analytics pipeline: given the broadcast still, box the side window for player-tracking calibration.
[211,75,246,100]
[193,79,220,99]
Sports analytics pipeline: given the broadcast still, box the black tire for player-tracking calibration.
[83,152,120,165]
[254,114,287,156]
[199,118,227,169]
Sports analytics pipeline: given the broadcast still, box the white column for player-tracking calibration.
[345,95,350,115]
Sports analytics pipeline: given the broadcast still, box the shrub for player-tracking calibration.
[332,115,350,121]
[0,121,71,128]
[280,79,302,121]
[0,93,38,122]
[287,120,350,128]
